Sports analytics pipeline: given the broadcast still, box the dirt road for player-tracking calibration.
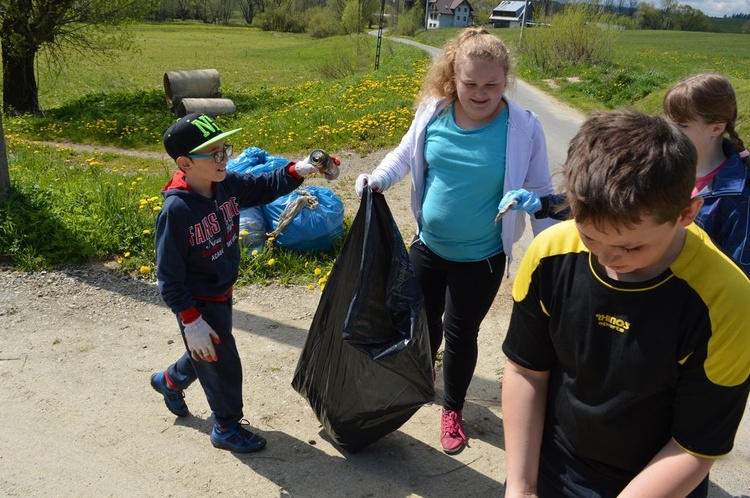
[1,144,748,497]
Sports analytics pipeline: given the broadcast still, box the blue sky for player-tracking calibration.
[680,0,750,16]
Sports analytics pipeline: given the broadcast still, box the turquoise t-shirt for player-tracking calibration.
[420,105,508,261]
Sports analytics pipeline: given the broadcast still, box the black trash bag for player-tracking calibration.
[291,187,435,453]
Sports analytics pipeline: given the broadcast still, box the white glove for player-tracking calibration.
[294,156,321,177]
[183,315,220,362]
[355,174,385,198]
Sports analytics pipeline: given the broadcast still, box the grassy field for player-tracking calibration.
[2,25,431,278]
[7,23,428,157]
[2,23,749,278]
[11,24,749,153]
[411,27,748,135]
[32,22,423,109]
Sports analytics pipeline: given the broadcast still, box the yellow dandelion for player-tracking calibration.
[318,277,327,285]
[240,230,249,236]
[268,236,276,243]
[319,283,326,291]
[117,258,123,264]
[267,258,276,266]
[139,266,151,275]
[307,284,315,290]
[142,229,151,235]
[124,252,131,258]
[252,249,259,256]
[314,267,322,276]
[304,262,310,268]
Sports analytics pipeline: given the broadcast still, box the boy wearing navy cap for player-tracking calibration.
[150,113,331,453]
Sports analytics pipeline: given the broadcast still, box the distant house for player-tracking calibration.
[489,0,533,28]
[426,0,476,29]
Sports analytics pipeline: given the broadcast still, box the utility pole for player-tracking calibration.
[375,0,387,69]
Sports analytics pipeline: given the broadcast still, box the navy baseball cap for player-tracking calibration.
[163,113,241,160]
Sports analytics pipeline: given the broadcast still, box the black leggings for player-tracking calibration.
[409,238,505,411]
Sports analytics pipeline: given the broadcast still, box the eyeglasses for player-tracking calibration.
[188,144,233,163]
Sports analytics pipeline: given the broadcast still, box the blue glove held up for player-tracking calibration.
[499,189,541,215]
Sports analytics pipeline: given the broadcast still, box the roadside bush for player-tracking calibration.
[307,7,343,38]
[341,0,366,34]
[520,3,615,74]
[254,6,307,33]
[392,7,424,37]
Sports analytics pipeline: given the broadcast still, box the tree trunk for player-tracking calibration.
[0,114,10,199]
[2,43,41,116]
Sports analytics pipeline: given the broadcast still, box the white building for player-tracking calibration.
[426,0,477,29]
[489,0,533,28]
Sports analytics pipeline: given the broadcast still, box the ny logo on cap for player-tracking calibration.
[191,115,220,137]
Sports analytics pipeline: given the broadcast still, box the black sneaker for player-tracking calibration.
[211,419,267,453]
[150,371,189,417]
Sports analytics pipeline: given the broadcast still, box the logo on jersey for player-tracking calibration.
[596,313,630,333]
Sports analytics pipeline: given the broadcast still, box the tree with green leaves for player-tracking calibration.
[637,1,662,29]
[673,4,709,31]
[0,0,158,116]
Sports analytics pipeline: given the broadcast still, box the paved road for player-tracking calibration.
[380,32,750,498]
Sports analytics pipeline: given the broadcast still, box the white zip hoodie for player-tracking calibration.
[369,96,558,274]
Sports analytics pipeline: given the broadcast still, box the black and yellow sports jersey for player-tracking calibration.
[503,220,750,483]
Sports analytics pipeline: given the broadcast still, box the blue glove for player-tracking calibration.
[499,189,541,215]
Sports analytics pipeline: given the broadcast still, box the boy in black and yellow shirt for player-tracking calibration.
[502,109,750,497]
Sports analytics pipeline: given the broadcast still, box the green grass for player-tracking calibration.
[33,23,421,109]
[410,28,749,138]
[2,26,429,286]
[0,137,345,288]
[3,23,750,282]
[9,27,428,156]
[0,142,166,272]
[534,30,749,139]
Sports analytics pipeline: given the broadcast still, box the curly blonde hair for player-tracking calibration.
[417,27,513,105]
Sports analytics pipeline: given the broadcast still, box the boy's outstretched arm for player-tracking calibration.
[502,358,550,498]
[618,438,714,498]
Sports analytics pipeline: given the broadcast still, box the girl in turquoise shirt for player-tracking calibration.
[355,27,558,455]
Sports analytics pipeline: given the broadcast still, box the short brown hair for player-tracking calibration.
[563,109,696,229]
